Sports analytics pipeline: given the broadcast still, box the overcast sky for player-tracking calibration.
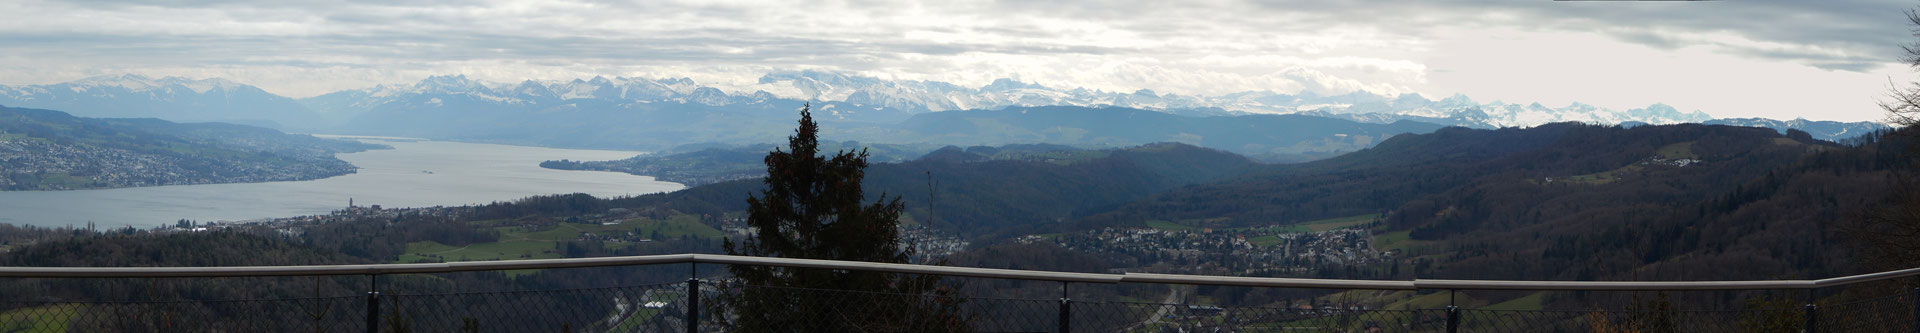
[1,0,1914,122]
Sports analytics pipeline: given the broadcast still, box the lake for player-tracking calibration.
[0,136,684,228]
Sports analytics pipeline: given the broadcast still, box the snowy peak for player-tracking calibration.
[413,75,491,94]
[1703,117,1888,142]
[60,74,252,95]
[1625,104,1711,123]
[292,71,1745,129]
[73,74,162,91]
[3,71,1852,137]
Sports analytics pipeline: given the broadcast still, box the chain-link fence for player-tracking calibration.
[383,282,691,333]
[0,295,369,332]
[4,264,1920,332]
[1459,308,1802,333]
[1814,291,1919,333]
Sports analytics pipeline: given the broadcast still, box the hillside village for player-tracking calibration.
[1030,223,1392,276]
[0,138,359,190]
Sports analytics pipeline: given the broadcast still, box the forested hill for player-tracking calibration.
[895,106,1446,162]
[1077,122,1910,282]
[0,106,386,190]
[619,142,1263,239]
[868,142,1259,238]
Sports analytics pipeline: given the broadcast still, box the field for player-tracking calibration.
[1149,214,1379,247]
[1248,235,1283,246]
[0,304,80,332]
[1655,141,1695,159]
[1562,142,1697,185]
[1385,291,1482,310]
[1373,229,1436,254]
[1231,213,1382,234]
[1298,214,1381,232]
[1482,292,1546,311]
[1145,220,1197,231]
[396,214,722,264]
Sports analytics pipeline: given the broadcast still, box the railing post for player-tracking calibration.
[1803,303,1817,333]
[1058,282,1071,333]
[687,263,699,333]
[1446,305,1459,333]
[1804,288,1818,333]
[1446,289,1459,333]
[365,274,380,333]
[1911,278,1919,333]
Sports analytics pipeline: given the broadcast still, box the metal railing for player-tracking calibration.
[1,253,1917,332]
[10,253,1914,289]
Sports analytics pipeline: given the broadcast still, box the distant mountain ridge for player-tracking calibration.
[0,106,384,190]
[0,71,1888,148]
[0,74,325,130]
[1703,118,1889,142]
[291,70,1727,129]
[893,106,1447,161]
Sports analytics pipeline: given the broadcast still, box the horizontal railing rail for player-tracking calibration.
[0,253,1909,291]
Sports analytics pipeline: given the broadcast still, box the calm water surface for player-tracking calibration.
[0,136,682,228]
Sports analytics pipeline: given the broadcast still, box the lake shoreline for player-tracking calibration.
[0,138,683,228]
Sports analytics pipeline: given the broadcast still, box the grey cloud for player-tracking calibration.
[1610,30,1686,50]
[5,0,1910,98]
[1808,61,1886,72]
[1234,0,1911,71]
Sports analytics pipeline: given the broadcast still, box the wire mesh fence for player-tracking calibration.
[0,295,369,332]
[1815,291,1919,333]
[1070,301,1438,333]
[2,278,1920,332]
[1458,308,1806,333]
[382,281,690,333]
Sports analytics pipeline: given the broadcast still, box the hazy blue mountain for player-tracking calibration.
[0,75,325,131]
[1703,117,1888,142]
[299,71,1716,133]
[890,106,1447,162]
[0,106,383,190]
[293,74,1442,159]
[7,71,1876,155]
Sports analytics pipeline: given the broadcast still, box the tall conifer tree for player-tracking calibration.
[721,104,965,332]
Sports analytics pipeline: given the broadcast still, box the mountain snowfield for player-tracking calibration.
[0,71,1885,143]
[304,70,1719,128]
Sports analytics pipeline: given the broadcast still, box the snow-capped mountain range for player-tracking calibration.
[0,71,1887,145]
[296,70,1720,129]
[1702,118,1887,143]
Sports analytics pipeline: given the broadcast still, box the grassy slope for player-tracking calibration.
[396,214,721,263]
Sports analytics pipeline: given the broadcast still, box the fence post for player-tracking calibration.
[1446,305,1459,333]
[1446,290,1459,333]
[1803,303,1817,333]
[365,274,380,333]
[1911,276,1919,333]
[687,263,700,333]
[1058,282,1071,333]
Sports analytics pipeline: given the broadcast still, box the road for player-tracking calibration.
[1124,284,1189,332]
